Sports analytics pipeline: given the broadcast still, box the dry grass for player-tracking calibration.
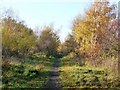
[35,64,45,71]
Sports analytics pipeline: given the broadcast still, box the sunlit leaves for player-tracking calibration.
[72,0,117,66]
[2,15,36,57]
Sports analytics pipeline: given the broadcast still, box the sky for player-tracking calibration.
[0,0,119,42]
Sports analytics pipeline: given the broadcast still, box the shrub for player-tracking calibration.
[35,64,45,71]
[28,54,47,60]
[23,68,40,78]
[62,52,76,60]
[2,58,11,70]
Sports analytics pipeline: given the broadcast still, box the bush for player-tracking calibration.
[62,52,76,60]
[35,64,45,71]
[61,52,85,66]
[12,64,25,75]
[107,73,120,88]
[23,68,39,78]
[28,54,47,60]
[2,58,11,70]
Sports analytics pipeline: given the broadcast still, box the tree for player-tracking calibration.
[37,26,60,57]
[73,0,117,66]
[2,10,36,57]
[60,34,76,56]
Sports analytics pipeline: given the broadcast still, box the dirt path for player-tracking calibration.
[45,59,61,89]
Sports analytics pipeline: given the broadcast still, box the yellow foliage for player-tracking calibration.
[73,0,115,66]
[35,64,45,70]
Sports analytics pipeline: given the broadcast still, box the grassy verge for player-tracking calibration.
[2,54,54,88]
[59,56,120,89]
[59,65,109,88]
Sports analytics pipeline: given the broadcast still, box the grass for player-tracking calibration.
[2,54,120,89]
[59,56,120,89]
[2,54,54,88]
[59,65,109,88]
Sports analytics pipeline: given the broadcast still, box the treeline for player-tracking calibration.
[2,11,60,58]
[60,1,119,71]
[1,0,119,70]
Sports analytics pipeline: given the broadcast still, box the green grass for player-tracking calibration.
[2,54,120,89]
[59,65,109,88]
[59,56,120,89]
[2,54,54,88]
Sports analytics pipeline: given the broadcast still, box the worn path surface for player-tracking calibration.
[45,59,61,89]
